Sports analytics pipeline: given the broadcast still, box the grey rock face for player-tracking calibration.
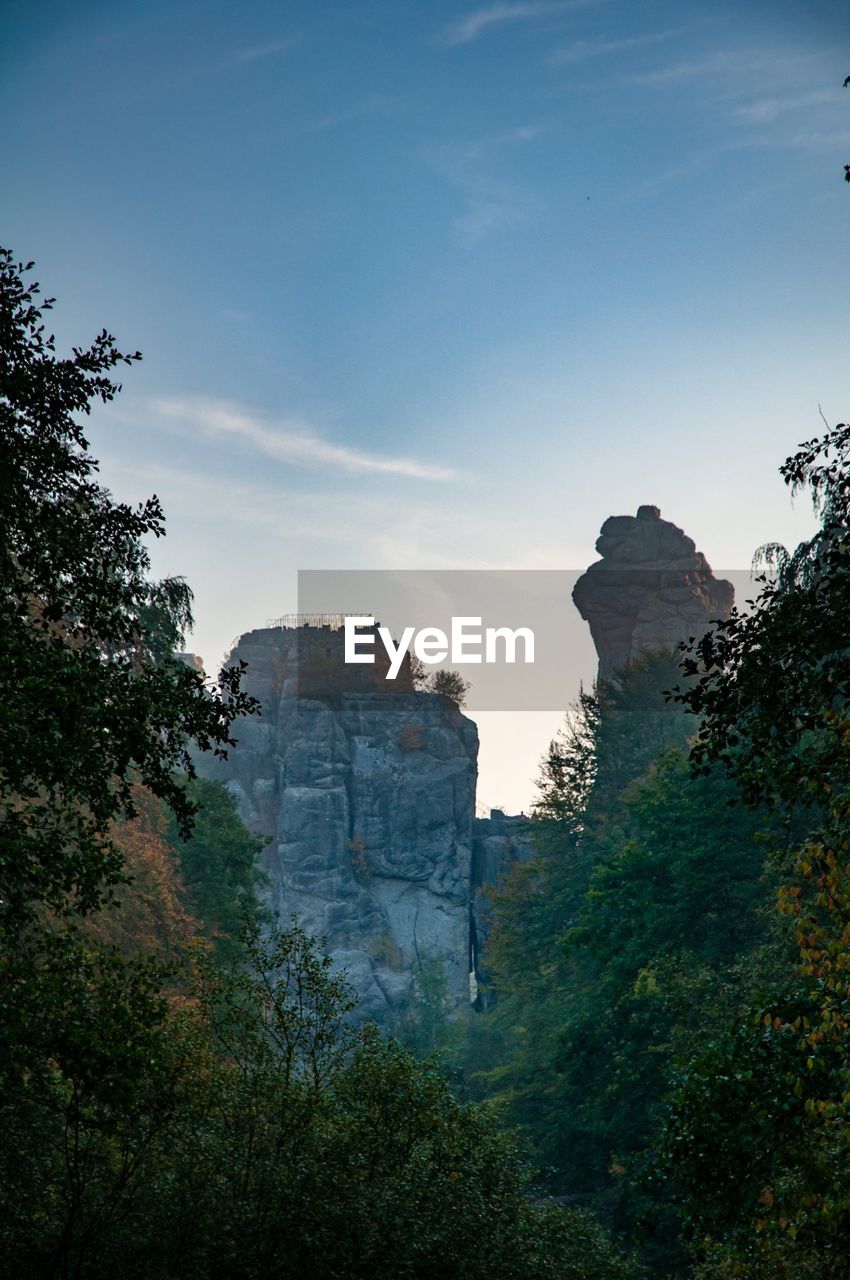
[572,506,734,682]
[205,627,479,1024]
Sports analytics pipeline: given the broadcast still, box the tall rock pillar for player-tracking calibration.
[572,505,734,682]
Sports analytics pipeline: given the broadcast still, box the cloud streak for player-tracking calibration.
[236,39,294,63]
[443,1,595,47]
[733,88,842,125]
[548,27,684,65]
[632,53,747,84]
[452,174,542,244]
[95,453,497,573]
[425,125,544,244]
[153,398,456,482]
[299,94,395,135]
[631,47,822,87]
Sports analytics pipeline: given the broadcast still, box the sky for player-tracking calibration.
[2,0,849,809]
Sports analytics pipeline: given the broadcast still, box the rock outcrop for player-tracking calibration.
[202,625,478,1024]
[202,507,728,1020]
[572,505,734,682]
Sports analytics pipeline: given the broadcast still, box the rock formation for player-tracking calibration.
[201,508,728,1020]
[201,624,479,1024]
[572,505,734,683]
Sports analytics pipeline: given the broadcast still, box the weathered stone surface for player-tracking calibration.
[193,509,728,1020]
[572,506,734,682]
[202,626,478,1024]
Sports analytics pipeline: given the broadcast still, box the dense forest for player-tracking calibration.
[4,236,850,1280]
[447,430,850,1277]
[0,250,637,1279]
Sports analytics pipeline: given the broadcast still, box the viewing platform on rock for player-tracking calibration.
[265,613,372,631]
[229,618,414,699]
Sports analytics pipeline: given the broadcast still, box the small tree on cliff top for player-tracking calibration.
[428,668,470,707]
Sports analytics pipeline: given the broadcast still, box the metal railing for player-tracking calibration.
[265,613,373,631]
[224,614,379,657]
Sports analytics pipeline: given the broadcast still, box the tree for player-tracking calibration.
[0,250,257,928]
[1,919,641,1280]
[164,778,265,964]
[0,251,641,1278]
[0,248,258,1269]
[0,927,183,1277]
[664,420,850,1276]
[94,786,200,961]
[427,667,471,707]
[408,651,429,689]
[672,420,850,812]
[408,657,471,706]
[458,650,773,1274]
[168,924,641,1280]
[89,780,265,966]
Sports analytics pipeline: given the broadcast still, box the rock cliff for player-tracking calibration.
[203,625,479,1023]
[203,510,728,1019]
[572,505,734,682]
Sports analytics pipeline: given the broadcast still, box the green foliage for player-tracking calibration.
[659,419,850,1276]
[0,247,636,1275]
[0,921,639,1280]
[673,422,850,812]
[591,650,695,810]
[483,649,700,1024]
[0,250,256,930]
[660,959,850,1277]
[165,778,266,963]
[409,660,471,706]
[0,928,182,1276]
[428,667,471,706]
[396,952,465,1060]
[573,752,772,977]
[465,420,850,1279]
[460,650,773,1273]
[409,651,429,689]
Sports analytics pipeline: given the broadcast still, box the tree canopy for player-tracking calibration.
[0,250,637,1280]
[0,250,256,928]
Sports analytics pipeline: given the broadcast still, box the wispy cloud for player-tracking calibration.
[733,88,842,125]
[443,1,596,47]
[502,124,545,142]
[300,94,395,135]
[745,126,850,155]
[236,38,294,64]
[632,52,747,85]
[548,27,684,65]
[452,175,542,243]
[427,127,544,244]
[632,47,821,87]
[152,398,456,482]
[437,125,544,164]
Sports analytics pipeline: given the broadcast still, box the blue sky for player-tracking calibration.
[3,0,849,807]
